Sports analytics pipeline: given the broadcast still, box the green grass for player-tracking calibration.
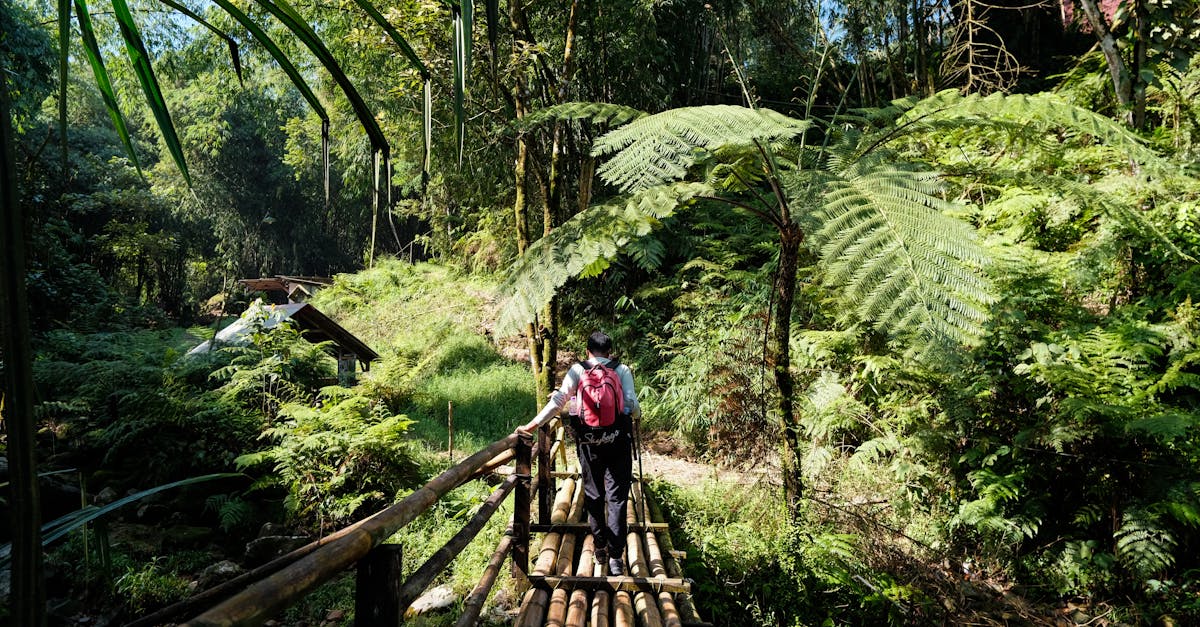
[308,259,537,456]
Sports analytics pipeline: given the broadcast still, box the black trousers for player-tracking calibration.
[575,430,633,556]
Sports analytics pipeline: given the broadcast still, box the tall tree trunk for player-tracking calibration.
[774,223,804,521]
[1077,0,1132,113]
[536,0,583,395]
[510,0,546,400]
[1131,0,1150,128]
[1,62,47,627]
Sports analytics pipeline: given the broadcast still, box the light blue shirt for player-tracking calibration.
[543,356,640,419]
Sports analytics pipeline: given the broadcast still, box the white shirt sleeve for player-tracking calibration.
[543,363,584,414]
[617,363,640,418]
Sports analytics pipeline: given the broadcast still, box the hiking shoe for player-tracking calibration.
[608,557,625,576]
[593,548,607,568]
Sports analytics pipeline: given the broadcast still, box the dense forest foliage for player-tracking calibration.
[4,0,1200,624]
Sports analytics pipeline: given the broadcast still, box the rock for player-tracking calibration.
[162,525,212,550]
[405,585,459,618]
[136,503,171,523]
[95,486,119,506]
[324,609,346,622]
[244,535,311,566]
[195,560,245,590]
[258,522,289,538]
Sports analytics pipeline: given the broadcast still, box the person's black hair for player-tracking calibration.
[587,331,613,356]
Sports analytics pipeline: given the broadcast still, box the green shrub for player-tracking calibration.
[236,386,422,530]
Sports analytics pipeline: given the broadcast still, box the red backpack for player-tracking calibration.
[576,360,625,428]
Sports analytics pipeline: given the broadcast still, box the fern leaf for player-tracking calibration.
[593,106,811,192]
[496,182,713,336]
[900,90,1162,167]
[1125,412,1196,440]
[810,159,994,345]
[520,101,647,129]
[1115,510,1176,577]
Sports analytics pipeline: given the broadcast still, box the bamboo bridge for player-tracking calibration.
[130,404,710,626]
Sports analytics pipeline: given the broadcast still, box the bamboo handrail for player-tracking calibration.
[454,533,513,627]
[394,474,518,613]
[183,432,520,626]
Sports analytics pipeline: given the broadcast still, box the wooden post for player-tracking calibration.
[537,421,553,524]
[513,431,533,580]
[448,401,455,463]
[356,544,403,626]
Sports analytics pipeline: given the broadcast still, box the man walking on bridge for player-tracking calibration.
[539,331,640,576]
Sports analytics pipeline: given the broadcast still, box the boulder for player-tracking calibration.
[195,560,245,590]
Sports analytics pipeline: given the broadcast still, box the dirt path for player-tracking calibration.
[635,449,778,487]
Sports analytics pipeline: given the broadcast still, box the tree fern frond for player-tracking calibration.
[496,182,713,336]
[520,101,647,129]
[809,160,994,345]
[593,106,811,192]
[899,90,1162,167]
[1124,412,1196,440]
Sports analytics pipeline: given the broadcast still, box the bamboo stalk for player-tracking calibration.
[184,434,520,626]
[546,589,569,627]
[454,534,512,627]
[566,535,595,627]
[590,562,611,627]
[552,477,575,524]
[645,530,682,627]
[516,528,562,627]
[613,591,636,627]
[394,475,517,613]
[645,485,701,625]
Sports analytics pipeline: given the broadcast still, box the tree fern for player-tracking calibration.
[592,106,810,192]
[806,159,994,345]
[898,90,1162,167]
[520,101,647,129]
[495,182,712,336]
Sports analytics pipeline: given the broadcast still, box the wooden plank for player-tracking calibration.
[538,422,554,524]
[513,433,532,581]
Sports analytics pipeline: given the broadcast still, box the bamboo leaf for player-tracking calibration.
[485,0,498,74]
[345,0,431,179]
[346,0,430,78]
[452,5,466,164]
[209,0,332,197]
[0,473,243,569]
[461,0,473,77]
[157,0,243,85]
[110,0,190,185]
[253,0,390,158]
[74,0,142,176]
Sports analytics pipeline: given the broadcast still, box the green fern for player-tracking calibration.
[519,101,647,129]
[495,182,712,335]
[807,159,994,345]
[592,105,811,192]
[1114,509,1176,578]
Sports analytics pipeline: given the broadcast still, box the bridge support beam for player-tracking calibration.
[356,544,403,626]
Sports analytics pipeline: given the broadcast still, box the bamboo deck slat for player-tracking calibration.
[514,473,705,627]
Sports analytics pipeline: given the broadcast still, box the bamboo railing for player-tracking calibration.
[142,400,705,626]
